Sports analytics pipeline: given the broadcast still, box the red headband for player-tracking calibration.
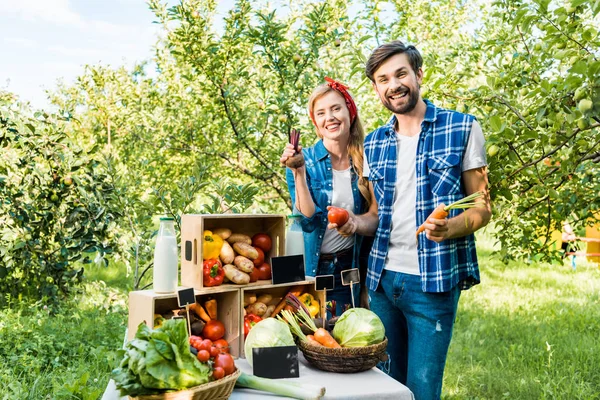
[310,76,358,127]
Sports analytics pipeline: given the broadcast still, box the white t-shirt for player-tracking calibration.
[321,167,355,254]
[363,120,487,275]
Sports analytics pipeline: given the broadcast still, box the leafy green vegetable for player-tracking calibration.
[244,318,295,367]
[332,308,385,347]
[111,319,211,397]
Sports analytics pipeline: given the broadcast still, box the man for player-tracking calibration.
[330,41,491,399]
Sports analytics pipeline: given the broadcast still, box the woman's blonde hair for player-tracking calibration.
[307,84,371,207]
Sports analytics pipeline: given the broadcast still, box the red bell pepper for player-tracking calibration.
[244,314,262,337]
[203,259,224,287]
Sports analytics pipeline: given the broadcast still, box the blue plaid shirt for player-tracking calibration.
[364,100,481,293]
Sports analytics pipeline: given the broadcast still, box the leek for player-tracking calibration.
[236,372,326,400]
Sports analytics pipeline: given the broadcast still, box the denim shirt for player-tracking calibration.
[286,140,365,276]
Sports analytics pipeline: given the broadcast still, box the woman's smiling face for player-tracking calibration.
[313,90,351,141]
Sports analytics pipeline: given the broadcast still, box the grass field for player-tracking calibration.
[1,235,599,399]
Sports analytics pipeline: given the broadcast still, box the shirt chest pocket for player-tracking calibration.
[427,154,462,195]
[309,179,329,206]
[369,167,386,200]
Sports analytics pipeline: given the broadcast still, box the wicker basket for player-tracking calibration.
[298,337,388,373]
[129,369,241,400]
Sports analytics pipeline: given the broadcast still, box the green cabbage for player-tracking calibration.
[332,308,385,347]
[244,318,295,367]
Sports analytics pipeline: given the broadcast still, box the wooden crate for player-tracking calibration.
[239,279,325,358]
[128,286,242,358]
[180,214,286,289]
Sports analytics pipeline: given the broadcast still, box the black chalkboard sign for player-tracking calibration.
[271,255,305,285]
[177,288,196,307]
[341,268,360,286]
[315,274,334,291]
[252,346,299,379]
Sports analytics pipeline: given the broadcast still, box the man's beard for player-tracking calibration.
[382,84,420,114]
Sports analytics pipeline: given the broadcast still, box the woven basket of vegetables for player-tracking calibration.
[278,295,389,373]
[129,368,241,400]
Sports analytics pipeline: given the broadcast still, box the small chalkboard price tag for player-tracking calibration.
[341,268,360,309]
[177,288,196,307]
[271,255,306,285]
[315,275,334,291]
[252,346,299,379]
[177,288,196,337]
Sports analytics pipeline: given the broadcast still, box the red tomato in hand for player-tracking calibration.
[214,353,235,376]
[327,206,349,227]
[257,263,272,280]
[202,320,225,341]
[253,247,265,267]
[252,233,272,252]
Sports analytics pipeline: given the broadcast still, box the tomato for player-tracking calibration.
[327,206,349,227]
[257,263,272,280]
[197,349,210,363]
[252,233,272,252]
[248,267,260,283]
[213,339,230,354]
[214,353,235,376]
[202,320,225,341]
[209,345,220,358]
[212,367,225,380]
[253,247,265,267]
[198,339,213,352]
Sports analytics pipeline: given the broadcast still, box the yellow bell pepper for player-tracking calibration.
[299,293,320,318]
[203,230,223,260]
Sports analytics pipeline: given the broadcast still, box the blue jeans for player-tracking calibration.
[369,269,461,400]
[318,251,356,318]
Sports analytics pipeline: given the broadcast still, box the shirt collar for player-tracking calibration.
[384,99,438,136]
[314,139,329,161]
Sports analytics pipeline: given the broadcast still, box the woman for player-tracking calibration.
[280,77,372,317]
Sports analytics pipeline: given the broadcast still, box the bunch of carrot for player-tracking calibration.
[278,295,341,348]
[415,191,485,237]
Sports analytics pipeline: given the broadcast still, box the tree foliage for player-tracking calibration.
[44,0,599,268]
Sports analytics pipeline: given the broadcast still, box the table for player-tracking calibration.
[102,353,414,400]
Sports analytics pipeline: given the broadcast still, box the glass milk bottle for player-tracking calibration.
[153,217,178,293]
[285,214,305,256]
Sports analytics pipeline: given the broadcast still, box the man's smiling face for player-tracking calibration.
[372,53,423,115]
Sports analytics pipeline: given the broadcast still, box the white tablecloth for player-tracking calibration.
[102,353,414,400]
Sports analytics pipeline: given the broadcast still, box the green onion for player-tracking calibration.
[278,310,308,342]
[236,371,326,400]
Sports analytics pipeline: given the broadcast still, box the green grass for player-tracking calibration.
[444,236,600,399]
[1,240,599,399]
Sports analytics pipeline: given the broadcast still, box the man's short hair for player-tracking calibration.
[365,41,423,82]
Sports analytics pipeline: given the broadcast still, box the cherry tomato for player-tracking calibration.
[214,353,235,376]
[257,263,272,280]
[248,267,260,283]
[197,349,210,363]
[253,247,265,267]
[202,320,225,341]
[252,233,272,252]
[213,339,230,354]
[212,367,225,380]
[327,206,349,227]
[209,345,220,358]
[198,339,213,353]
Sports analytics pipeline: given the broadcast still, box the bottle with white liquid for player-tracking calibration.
[153,217,178,293]
[285,214,305,257]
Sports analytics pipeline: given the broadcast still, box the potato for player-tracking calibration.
[246,302,268,317]
[244,292,257,307]
[262,304,276,318]
[256,294,272,305]
[234,255,254,273]
[227,233,252,245]
[233,242,259,260]
[223,264,250,284]
[220,241,235,264]
[213,228,232,240]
